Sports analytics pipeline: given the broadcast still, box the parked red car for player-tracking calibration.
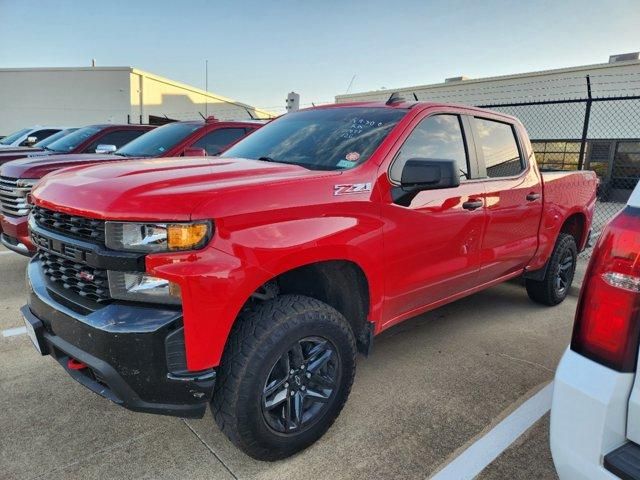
[22,101,597,460]
[0,119,261,254]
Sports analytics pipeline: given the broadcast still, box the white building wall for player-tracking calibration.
[0,68,131,134]
[0,67,274,136]
[336,60,640,140]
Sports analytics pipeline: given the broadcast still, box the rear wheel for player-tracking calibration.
[211,295,356,461]
[526,233,577,306]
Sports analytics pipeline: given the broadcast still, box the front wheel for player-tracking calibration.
[211,295,356,461]
[526,233,577,306]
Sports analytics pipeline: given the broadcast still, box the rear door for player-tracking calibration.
[470,116,543,281]
[381,112,487,325]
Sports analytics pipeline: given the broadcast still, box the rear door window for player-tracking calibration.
[473,118,524,178]
[192,128,248,155]
[19,129,59,145]
[84,130,148,153]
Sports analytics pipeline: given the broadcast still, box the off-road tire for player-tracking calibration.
[526,233,577,306]
[211,294,357,461]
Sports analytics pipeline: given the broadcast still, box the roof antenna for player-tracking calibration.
[413,92,419,101]
[386,91,406,105]
[198,112,206,120]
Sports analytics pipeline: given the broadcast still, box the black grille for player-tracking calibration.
[40,250,111,303]
[33,206,105,244]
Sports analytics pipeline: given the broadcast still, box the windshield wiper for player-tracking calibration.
[257,156,278,163]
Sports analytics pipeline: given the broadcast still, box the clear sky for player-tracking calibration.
[1,0,639,113]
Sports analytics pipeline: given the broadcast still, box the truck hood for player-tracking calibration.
[33,157,335,221]
[2,153,122,178]
[0,149,57,167]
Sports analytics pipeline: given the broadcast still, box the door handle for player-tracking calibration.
[462,199,483,211]
[526,193,541,201]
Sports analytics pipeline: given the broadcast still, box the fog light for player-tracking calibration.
[108,271,181,305]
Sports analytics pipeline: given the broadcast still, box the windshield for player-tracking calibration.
[35,128,78,148]
[116,122,200,157]
[0,128,31,145]
[47,126,101,153]
[221,107,407,170]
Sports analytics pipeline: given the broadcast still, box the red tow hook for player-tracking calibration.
[67,358,88,370]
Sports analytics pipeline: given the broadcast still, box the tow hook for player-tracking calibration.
[67,358,88,370]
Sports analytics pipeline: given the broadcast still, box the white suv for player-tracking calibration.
[0,126,68,148]
[551,184,640,479]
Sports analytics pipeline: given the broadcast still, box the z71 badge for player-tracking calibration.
[333,183,372,196]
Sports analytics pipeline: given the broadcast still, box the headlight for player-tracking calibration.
[105,221,211,253]
[108,271,181,305]
[16,178,39,189]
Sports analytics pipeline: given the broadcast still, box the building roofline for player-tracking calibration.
[336,59,640,100]
[0,66,135,73]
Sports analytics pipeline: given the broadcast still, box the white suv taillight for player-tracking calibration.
[571,208,640,372]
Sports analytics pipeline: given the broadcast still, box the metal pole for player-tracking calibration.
[577,75,592,170]
[205,60,209,117]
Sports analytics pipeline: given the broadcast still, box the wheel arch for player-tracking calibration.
[560,211,588,251]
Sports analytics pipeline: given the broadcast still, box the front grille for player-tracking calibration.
[33,206,105,244]
[40,249,111,303]
[0,176,30,217]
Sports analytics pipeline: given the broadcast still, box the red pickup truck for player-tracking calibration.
[22,102,597,460]
[0,119,261,255]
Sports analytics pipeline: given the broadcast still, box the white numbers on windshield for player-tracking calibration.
[340,118,385,139]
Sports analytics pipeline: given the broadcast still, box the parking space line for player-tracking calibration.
[2,326,27,337]
[430,382,554,480]
[0,251,15,256]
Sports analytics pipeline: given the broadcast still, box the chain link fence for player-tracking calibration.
[479,76,640,258]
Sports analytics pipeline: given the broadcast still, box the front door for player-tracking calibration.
[381,113,486,327]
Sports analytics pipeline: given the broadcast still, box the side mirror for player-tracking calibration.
[400,158,460,191]
[25,136,38,146]
[95,144,117,154]
[183,147,207,157]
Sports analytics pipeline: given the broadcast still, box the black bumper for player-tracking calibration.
[24,259,216,418]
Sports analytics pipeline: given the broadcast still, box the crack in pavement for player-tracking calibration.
[495,352,554,373]
[182,419,238,480]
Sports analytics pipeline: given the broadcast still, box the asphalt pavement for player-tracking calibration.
[1,245,583,479]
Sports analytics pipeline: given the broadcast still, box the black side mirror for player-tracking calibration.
[400,158,460,191]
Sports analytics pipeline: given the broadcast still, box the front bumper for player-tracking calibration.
[24,258,216,418]
[0,214,33,256]
[551,348,634,479]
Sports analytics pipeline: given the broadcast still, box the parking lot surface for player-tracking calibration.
[1,245,584,479]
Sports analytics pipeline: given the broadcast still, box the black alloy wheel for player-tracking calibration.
[262,336,340,434]
[555,250,574,297]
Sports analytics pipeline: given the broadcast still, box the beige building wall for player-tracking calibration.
[129,69,272,123]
